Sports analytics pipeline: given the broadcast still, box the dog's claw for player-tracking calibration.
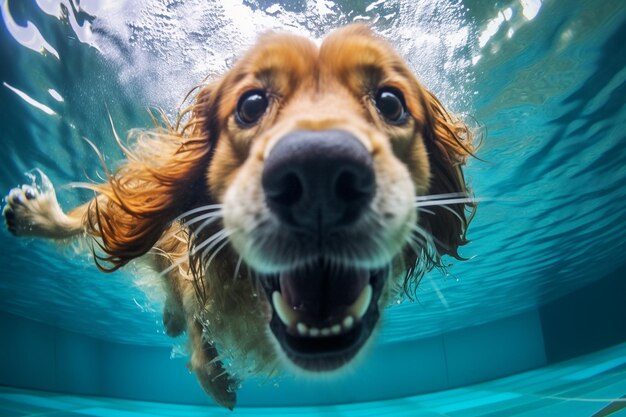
[3,206,15,220]
[8,189,24,206]
[3,204,16,235]
[24,186,37,200]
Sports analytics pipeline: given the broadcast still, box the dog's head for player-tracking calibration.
[190,25,475,371]
[93,24,474,374]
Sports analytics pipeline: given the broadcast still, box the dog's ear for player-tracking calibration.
[415,89,476,262]
[86,83,219,271]
[188,81,223,143]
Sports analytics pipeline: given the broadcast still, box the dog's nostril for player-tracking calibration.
[267,172,303,207]
[335,170,372,203]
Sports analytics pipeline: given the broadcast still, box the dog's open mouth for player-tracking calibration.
[261,259,385,371]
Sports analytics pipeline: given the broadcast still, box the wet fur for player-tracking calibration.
[2,25,475,409]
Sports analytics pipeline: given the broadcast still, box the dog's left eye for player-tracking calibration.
[374,87,408,124]
[236,90,269,126]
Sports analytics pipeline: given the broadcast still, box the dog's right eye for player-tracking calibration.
[236,90,269,126]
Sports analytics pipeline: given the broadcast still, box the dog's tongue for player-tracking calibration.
[279,261,369,321]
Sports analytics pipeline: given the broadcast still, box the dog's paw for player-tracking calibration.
[3,185,37,235]
[163,306,186,337]
[188,334,238,410]
[3,184,48,236]
[195,365,238,410]
[3,170,68,238]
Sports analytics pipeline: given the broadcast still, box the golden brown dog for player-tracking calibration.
[2,24,475,409]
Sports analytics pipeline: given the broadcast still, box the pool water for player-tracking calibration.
[1,0,625,415]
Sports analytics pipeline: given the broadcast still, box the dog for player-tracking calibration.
[2,24,475,409]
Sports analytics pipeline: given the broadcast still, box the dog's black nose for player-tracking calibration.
[262,129,375,232]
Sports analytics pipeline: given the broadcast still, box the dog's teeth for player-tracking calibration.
[343,315,354,330]
[281,287,370,338]
[349,284,372,320]
[272,291,297,327]
[295,320,351,338]
[297,322,308,336]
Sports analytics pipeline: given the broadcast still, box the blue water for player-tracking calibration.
[1,0,625,415]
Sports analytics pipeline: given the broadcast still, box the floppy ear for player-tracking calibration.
[417,89,476,262]
[86,84,219,271]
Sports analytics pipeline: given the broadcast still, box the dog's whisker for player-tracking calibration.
[411,223,447,252]
[370,231,393,266]
[405,234,426,260]
[154,229,228,281]
[193,229,230,257]
[232,254,244,282]
[189,230,231,303]
[422,203,466,227]
[185,212,223,229]
[174,204,224,223]
[416,207,436,216]
[414,192,469,201]
[407,226,443,273]
[193,215,224,237]
[364,210,385,228]
[202,236,231,270]
[158,253,189,279]
[407,231,427,248]
[156,210,222,245]
[410,224,435,246]
[413,196,481,207]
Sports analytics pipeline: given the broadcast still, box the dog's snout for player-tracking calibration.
[262,130,375,232]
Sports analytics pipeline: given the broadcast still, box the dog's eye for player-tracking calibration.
[236,90,269,126]
[374,88,407,124]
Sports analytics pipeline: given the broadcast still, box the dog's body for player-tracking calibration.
[3,25,475,409]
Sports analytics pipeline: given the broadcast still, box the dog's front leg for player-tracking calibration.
[187,319,237,410]
[3,170,90,239]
